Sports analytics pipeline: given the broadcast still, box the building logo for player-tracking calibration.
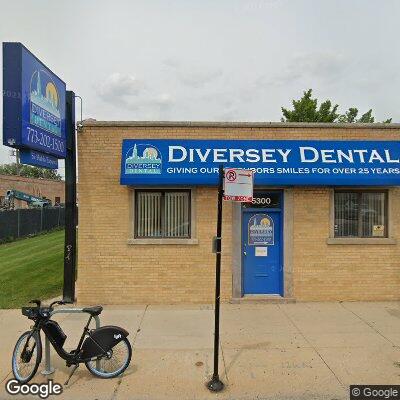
[248,214,274,245]
[125,144,162,174]
[30,70,62,137]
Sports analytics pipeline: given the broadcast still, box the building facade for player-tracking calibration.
[0,174,64,208]
[77,122,400,304]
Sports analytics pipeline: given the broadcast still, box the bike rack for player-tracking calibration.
[41,308,101,375]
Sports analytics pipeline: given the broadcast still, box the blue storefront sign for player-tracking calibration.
[19,149,58,169]
[3,43,66,158]
[120,139,400,186]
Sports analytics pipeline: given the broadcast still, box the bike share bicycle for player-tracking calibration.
[12,299,132,384]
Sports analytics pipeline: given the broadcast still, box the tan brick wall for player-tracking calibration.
[293,187,400,301]
[0,174,64,208]
[76,124,400,304]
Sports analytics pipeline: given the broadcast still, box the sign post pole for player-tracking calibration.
[63,91,77,303]
[207,164,225,392]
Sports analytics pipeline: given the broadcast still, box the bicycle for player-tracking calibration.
[12,299,132,385]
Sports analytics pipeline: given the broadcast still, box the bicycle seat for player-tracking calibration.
[82,306,103,316]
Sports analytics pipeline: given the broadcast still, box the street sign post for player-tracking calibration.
[223,168,254,202]
[207,165,225,393]
[207,167,255,393]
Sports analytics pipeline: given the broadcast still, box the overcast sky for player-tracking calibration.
[1,0,399,170]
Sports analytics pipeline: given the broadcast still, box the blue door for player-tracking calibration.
[242,209,282,295]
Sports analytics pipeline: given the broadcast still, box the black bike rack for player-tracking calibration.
[41,307,101,375]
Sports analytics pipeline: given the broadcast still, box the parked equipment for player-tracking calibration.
[12,300,132,384]
[1,189,52,210]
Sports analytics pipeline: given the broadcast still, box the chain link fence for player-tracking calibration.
[0,207,65,242]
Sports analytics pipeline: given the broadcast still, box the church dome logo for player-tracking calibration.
[30,69,62,136]
[125,144,162,175]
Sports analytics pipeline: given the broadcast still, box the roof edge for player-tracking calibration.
[0,173,65,183]
[81,120,400,129]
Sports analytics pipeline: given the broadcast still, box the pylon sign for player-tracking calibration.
[3,42,66,168]
[223,168,254,202]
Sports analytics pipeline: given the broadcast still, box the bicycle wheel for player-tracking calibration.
[85,337,132,378]
[12,330,42,383]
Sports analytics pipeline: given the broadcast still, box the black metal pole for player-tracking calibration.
[207,165,225,392]
[63,91,77,303]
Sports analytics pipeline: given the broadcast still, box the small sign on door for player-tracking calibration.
[255,247,268,257]
[248,214,274,245]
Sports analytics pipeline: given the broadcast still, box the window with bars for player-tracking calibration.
[334,191,388,238]
[135,190,191,238]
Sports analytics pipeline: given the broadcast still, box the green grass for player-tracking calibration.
[0,230,64,308]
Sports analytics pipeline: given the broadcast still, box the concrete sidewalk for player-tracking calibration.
[1,302,400,399]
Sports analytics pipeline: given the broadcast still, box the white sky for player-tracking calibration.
[1,0,399,171]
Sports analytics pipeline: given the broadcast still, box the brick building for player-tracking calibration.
[77,121,400,304]
[0,174,64,208]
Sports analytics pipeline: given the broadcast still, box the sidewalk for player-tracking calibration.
[1,302,400,400]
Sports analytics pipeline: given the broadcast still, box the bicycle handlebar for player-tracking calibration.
[29,299,41,307]
[27,299,73,312]
[49,300,67,309]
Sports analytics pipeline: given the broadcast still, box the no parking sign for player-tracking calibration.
[223,168,254,202]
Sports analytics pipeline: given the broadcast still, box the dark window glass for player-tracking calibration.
[135,190,191,238]
[334,191,387,238]
[242,192,281,208]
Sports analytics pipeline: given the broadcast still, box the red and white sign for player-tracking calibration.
[223,168,254,202]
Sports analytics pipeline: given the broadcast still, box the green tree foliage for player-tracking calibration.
[281,89,392,123]
[0,163,62,181]
[281,89,339,122]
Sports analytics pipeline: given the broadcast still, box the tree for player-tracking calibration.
[0,163,62,181]
[337,108,392,123]
[281,89,392,123]
[281,89,339,122]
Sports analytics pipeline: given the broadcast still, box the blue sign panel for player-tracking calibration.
[248,214,274,245]
[3,43,66,158]
[120,139,400,186]
[19,149,58,169]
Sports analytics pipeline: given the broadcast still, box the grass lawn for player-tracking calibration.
[0,230,64,308]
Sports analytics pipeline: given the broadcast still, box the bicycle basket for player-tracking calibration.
[21,307,39,320]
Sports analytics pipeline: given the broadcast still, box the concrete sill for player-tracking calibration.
[326,237,397,245]
[231,296,296,304]
[127,238,199,245]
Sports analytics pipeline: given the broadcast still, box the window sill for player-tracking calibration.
[326,237,397,245]
[127,238,199,245]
